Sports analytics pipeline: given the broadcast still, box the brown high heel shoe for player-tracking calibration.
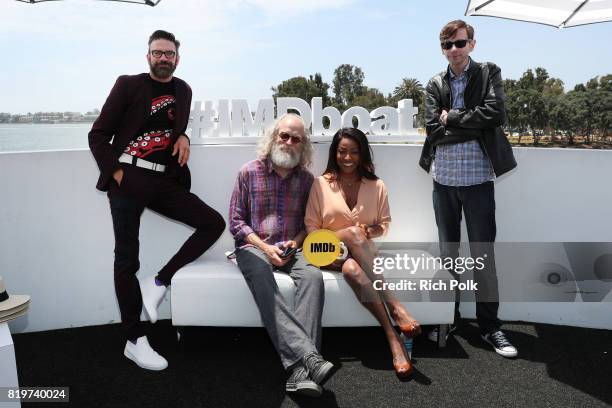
[393,354,413,379]
[391,306,422,339]
[399,321,422,339]
[391,333,414,379]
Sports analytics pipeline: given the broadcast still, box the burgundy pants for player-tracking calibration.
[107,164,225,341]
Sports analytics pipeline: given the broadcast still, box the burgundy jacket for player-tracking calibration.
[88,73,192,192]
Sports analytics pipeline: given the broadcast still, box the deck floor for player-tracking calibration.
[12,320,612,407]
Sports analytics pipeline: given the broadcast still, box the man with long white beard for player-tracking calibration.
[228,114,333,397]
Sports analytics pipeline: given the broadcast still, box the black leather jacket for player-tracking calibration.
[419,60,517,177]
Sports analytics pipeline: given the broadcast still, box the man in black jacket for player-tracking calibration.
[419,20,517,358]
[89,30,225,370]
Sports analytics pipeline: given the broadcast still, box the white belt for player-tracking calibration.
[119,153,166,172]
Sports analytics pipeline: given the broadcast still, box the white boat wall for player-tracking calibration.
[1,143,611,333]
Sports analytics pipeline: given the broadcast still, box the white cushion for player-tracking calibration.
[171,250,455,327]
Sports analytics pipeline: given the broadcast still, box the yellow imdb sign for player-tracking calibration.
[303,229,341,267]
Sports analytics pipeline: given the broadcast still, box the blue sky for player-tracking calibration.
[1,0,611,113]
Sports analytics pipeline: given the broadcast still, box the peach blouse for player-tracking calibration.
[305,175,391,235]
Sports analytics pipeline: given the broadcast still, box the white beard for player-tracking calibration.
[270,143,301,169]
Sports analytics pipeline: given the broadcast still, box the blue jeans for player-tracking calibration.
[432,180,501,334]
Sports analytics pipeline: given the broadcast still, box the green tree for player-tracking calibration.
[568,80,597,143]
[533,67,549,93]
[587,76,612,141]
[352,87,387,111]
[550,93,578,145]
[586,77,599,90]
[390,78,424,107]
[502,78,517,94]
[332,64,365,110]
[594,77,612,140]
[271,73,331,106]
[517,68,536,90]
[505,87,531,141]
[311,73,331,106]
[544,77,564,96]
[505,68,611,146]
[600,74,612,92]
[565,91,588,145]
[506,68,565,143]
[389,77,425,126]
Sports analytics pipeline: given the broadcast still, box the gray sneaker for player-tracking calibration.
[303,352,334,385]
[427,324,457,343]
[285,364,322,397]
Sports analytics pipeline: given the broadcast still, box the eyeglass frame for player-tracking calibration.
[278,132,303,144]
[150,49,177,59]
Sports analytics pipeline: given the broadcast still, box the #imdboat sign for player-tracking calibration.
[189,97,421,144]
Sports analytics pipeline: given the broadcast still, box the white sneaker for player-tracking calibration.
[139,275,167,324]
[124,336,168,371]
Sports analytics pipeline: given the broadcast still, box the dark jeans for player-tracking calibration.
[108,164,225,341]
[432,180,501,334]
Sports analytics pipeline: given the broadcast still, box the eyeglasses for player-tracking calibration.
[441,39,470,50]
[150,50,177,59]
[278,132,302,144]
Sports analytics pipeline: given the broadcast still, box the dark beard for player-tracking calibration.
[150,62,176,80]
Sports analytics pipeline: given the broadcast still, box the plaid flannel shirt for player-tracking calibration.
[229,158,314,248]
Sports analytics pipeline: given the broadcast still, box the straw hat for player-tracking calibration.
[0,303,29,324]
[0,276,30,323]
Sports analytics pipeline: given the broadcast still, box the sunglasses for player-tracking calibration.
[278,132,302,144]
[441,39,470,50]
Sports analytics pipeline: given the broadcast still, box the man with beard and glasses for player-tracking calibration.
[89,30,225,371]
[228,114,333,397]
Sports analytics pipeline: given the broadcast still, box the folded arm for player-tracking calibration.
[446,63,507,129]
[424,79,448,145]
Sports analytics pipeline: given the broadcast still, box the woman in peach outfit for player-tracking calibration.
[305,127,420,378]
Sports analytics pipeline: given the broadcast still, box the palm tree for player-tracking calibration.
[391,78,425,107]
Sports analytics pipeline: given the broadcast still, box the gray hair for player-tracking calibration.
[257,113,313,168]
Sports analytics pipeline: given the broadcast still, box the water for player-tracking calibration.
[0,123,92,152]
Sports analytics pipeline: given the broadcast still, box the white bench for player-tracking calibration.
[171,249,456,347]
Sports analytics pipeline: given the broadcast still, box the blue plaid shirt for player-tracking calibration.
[431,59,494,186]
